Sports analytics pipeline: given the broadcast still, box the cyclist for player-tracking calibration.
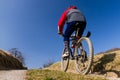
[58,6,87,57]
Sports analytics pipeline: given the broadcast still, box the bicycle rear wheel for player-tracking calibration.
[75,37,94,75]
[61,48,70,72]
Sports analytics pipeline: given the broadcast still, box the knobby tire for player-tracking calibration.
[75,37,94,75]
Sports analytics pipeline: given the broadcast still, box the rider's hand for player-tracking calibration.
[58,31,64,36]
[58,32,63,35]
[58,26,64,36]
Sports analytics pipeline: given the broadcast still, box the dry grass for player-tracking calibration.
[92,50,120,77]
[47,60,78,74]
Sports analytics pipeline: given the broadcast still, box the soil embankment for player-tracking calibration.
[0,49,27,70]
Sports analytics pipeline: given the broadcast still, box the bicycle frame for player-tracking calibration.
[69,28,84,58]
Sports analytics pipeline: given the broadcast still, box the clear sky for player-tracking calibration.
[0,0,120,69]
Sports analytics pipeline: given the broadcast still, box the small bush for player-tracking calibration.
[43,59,55,68]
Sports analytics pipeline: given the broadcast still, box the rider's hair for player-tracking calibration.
[69,5,77,9]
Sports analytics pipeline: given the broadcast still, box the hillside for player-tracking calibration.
[0,49,27,70]
[92,48,120,78]
[46,48,120,78]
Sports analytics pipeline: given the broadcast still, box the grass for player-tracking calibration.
[25,49,120,80]
[47,60,76,73]
[26,69,107,80]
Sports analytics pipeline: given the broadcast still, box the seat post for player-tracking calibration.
[75,28,80,37]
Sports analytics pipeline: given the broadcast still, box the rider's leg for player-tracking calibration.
[77,22,86,39]
[63,22,76,57]
[76,21,86,49]
[63,41,69,57]
[77,22,87,60]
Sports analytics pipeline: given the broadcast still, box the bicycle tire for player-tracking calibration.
[61,48,70,72]
[75,37,94,75]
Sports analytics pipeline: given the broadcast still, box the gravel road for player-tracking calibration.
[0,70,27,80]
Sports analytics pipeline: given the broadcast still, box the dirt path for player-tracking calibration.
[0,70,27,80]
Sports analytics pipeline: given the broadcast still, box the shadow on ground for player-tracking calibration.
[92,52,120,77]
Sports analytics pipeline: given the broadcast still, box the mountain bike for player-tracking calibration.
[61,28,94,75]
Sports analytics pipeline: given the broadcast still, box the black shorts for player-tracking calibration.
[75,21,86,37]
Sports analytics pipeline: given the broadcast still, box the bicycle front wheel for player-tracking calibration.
[75,37,94,75]
[61,48,70,72]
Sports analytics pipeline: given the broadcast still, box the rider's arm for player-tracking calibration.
[58,6,76,34]
[58,11,67,34]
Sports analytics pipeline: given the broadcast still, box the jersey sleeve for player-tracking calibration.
[58,11,67,33]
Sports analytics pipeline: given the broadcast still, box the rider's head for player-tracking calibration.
[66,6,77,11]
[69,5,77,9]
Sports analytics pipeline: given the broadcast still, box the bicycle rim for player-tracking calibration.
[75,37,94,75]
[61,48,70,72]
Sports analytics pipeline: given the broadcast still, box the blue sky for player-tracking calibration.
[0,0,120,69]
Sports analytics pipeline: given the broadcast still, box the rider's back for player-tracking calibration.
[66,9,86,23]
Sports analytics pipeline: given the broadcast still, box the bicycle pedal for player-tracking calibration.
[63,57,68,60]
[63,55,69,59]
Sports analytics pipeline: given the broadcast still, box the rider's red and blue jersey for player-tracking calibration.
[58,6,76,33]
[58,6,86,33]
